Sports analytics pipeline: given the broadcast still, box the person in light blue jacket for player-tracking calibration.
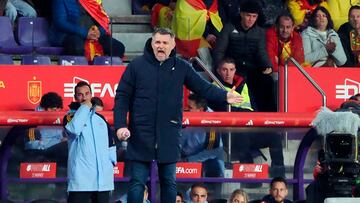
[64,81,117,203]
[301,6,347,67]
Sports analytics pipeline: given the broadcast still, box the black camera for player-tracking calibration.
[323,132,360,197]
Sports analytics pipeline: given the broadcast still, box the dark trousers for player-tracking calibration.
[127,160,177,203]
[62,34,125,58]
[68,191,110,203]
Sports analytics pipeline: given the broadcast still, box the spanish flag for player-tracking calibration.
[172,0,222,58]
[151,3,173,29]
[79,0,110,34]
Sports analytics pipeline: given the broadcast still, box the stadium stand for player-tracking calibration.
[0,16,32,54]
[21,55,51,65]
[93,56,122,65]
[0,54,13,65]
[17,17,63,55]
[58,55,88,65]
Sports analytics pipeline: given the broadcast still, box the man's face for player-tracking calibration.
[217,62,236,84]
[240,12,258,30]
[151,33,175,62]
[349,9,360,31]
[270,181,288,203]
[191,186,207,203]
[188,100,203,112]
[74,85,92,103]
[278,17,294,41]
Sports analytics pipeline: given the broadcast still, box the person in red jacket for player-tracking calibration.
[266,12,305,73]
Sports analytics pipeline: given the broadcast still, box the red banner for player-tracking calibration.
[113,162,125,178]
[0,111,315,127]
[20,162,57,179]
[280,66,360,112]
[0,65,125,111]
[232,163,268,179]
[176,162,202,178]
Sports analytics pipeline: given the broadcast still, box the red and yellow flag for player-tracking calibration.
[172,0,222,58]
[79,0,110,34]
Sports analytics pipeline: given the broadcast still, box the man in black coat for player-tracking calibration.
[113,27,243,203]
[213,0,276,112]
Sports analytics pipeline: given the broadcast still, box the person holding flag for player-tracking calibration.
[49,0,125,62]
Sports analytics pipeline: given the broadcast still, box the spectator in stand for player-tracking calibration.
[261,177,293,203]
[181,93,225,178]
[209,58,285,178]
[228,189,249,203]
[171,0,223,59]
[210,58,253,112]
[287,0,328,32]
[150,0,176,29]
[213,0,276,112]
[4,0,36,23]
[219,0,287,28]
[176,192,185,203]
[266,12,305,72]
[338,5,360,67]
[25,92,68,166]
[189,183,208,203]
[301,6,347,67]
[114,27,242,203]
[64,81,117,203]
[49,0,125,60]
[327,0,357,31]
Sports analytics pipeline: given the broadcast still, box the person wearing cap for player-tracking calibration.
[213,0,276,112]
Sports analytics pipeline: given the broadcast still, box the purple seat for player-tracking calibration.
[93,56,122,65]
[0,17,33,54]
[21,55,51,65]
[17,17,63,55]
[58,55,88,65]
[0,55,14,64]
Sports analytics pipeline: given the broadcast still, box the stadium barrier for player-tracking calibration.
[0,111,316,202]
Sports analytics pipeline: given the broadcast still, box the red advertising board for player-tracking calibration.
[176,162,202,178]
[0,65,126,110]
[280,66,360,112]
[114,162,125,178]
[232,163,268,179]
[20,162,57,179]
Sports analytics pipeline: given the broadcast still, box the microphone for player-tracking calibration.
[312,107,360,136]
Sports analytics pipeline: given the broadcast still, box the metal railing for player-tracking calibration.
[284,57,327,112]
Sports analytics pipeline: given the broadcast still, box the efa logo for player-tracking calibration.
[175,162,202,178]
[63,76,118,99]
[336,78,360,100]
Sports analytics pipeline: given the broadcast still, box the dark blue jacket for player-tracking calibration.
[114,39,228,163]
[49,0,105,46]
